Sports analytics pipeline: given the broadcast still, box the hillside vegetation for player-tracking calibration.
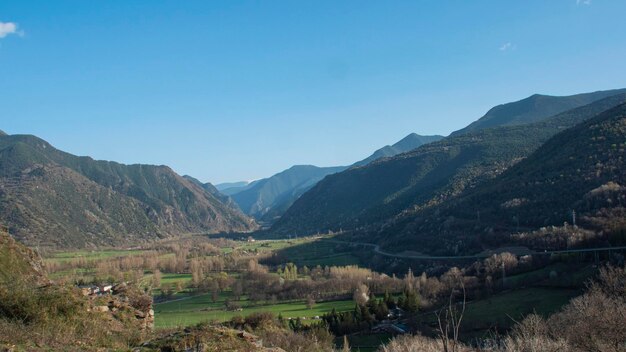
[272,92,626,242]
[376,102,626,254]
[0,230,154,349]
[0,134,256,248]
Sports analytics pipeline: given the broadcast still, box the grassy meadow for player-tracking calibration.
[154,292,356,328]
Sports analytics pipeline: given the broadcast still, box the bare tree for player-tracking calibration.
[353,283,370,306]
[435,283,466,352]
[151,269,162,288]
[306,295,316,310]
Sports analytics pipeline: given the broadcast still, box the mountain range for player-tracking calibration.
[3,88,625,251]
[451,88,626,136]
[0,134,256,248]
[270,89,626,249]
[216,133,444,223]
[215,181,254,195]
[374,101,626,254]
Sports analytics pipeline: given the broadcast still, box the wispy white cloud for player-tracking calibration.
[576,0,592,5]
[499,42,516,51]
[0,21,22,38]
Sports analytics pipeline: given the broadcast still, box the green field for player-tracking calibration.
[504,262,596,289]
[419,286,581,338]
[154,293,356,329]
[270,239,361,267]
[44,249,145,263]
[159,273,193,285]
[241,239,310,252]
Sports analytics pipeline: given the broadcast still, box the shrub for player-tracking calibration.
[378,334,471,352]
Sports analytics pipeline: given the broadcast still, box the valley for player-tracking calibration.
[3,2,626,350]
[2,53,626,352]
[34,228,625,351]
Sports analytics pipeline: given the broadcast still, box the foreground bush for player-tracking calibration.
[379,334,472,352]
[0,279,149,349]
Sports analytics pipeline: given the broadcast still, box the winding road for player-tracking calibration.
[318,238,626,260]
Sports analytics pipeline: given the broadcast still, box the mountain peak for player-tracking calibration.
[0,133,256,247]
[0,129,7,137]
[352,133,443,167]
[393,133,443,151]
[452,88,626,136]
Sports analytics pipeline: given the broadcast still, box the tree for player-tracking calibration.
[360,304,374,323]
[191,262,204,287]
[353,283,369,306]
[151,269,162,288]
[435,284,466,352]
[404,290,420,313]
[375,299,390,321]
[306,295,316,310]
[232,280,243,301]
[285,263,298,280]
[210,280,220,302]
[277,313,286,328]
[404,268,416,291]
[384,290,395,309]
[342,335,351,352]
[396,292,406,310]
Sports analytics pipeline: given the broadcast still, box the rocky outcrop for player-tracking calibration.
[141,325,287,352]
[85,282,154,331]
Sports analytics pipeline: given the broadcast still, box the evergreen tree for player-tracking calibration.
[360,304,374,323]
[277,313,286,328]
[384,290,395,309]
[375,299,389,320]
[397,293,407,310]
[404,290,420,312]
[353,304,362,321]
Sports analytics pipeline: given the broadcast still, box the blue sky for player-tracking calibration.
[1,1,625,183]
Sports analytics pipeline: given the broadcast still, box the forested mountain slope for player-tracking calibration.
[271,93,626,238]
[375,102,626,254]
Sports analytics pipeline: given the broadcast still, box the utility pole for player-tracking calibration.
[572,210,576,227]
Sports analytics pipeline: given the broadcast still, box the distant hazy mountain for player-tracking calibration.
[0,133,256,248]
[452,88,626,136]
[271,91,626,241]
[215,181,255,196]
[352,133,443,167]
[231,165,347,223]
[219,133,441,223]
[215,181,250,191]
